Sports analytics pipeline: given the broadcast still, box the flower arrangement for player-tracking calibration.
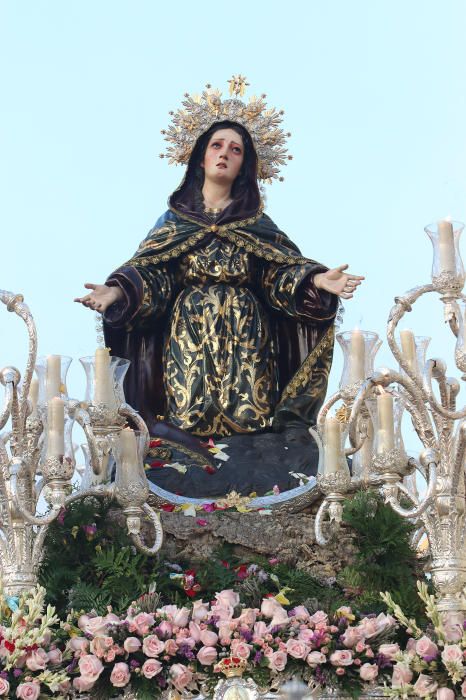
[381,581,466,699]
[0,586,68,698]
[62,588,401,698]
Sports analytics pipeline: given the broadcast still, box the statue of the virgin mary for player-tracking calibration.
[75,76,363,497]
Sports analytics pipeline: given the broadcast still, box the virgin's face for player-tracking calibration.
[201,128,244,185]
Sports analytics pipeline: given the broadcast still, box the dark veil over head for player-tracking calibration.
[169,120,261,225]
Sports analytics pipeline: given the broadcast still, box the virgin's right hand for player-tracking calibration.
[74,283,124,313]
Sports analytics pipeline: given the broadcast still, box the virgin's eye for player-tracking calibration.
[211,142,221,148]
[232,146,242,154]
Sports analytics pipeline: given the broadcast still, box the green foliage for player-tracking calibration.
[39,497,159,616]
[39,489,424,624]
[339,489,424,617]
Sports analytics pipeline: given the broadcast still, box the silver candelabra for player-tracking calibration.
[0,290,163,596]
[314,219,466,617]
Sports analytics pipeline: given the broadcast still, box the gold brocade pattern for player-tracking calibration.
[164,238,277,436]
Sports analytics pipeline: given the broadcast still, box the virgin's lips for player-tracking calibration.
[216,162,227,168]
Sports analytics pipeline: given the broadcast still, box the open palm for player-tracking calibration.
[314,264,364,300]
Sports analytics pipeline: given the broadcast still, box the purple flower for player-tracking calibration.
[288,609,296,617]
[13,669,22,679]
[179,645,195,660]
[0,672,8,680]
[157,675,167,688]
[270,626,281,635]
[241,630,253,643]
[66,658,78,673]
[375,653,393,670]
[254,651,263,664]
[129,660,141,669]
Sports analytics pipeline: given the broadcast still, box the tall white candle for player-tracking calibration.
[324,416,343,474]
[376,392,395,454]
[400,329,417,374]
[438,220,456,274]
[46,355,61,401]
[28,377,39,416]
[47,396,65,457]
[120,427,138,463]
[348,329,365,384]
[94,347,114,407]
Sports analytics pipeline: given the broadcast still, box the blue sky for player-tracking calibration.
[2,1,466,449]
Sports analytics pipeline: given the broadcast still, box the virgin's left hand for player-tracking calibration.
[314,264,364,300]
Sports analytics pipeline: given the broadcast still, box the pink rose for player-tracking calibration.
[25,647,48,671]
[189,621,201,641]
[215,590,240,608]
[129,612,155,636]
[413,673,438,698]
[124,637,142,653]
[110,662,130,688]
[309,610,328,627]
[213,604,234,621]
[306,651,326,667]
[237,608,257,626]
[143,635,165,657]
[0,678,9,696]
[437,689,455,700]
[268,650,288,672]
[78,654,104,683]
[415,636,438,660]
[170,662,193,690]
[90,636,114,658]
[157,620,173,638]
[261,598,281,617]
[200,630,218,646]
[392,663,413,688]
[68,636,90,655]
[286,639,310,660]
[443,612,464,643]
[378,643,400,661]
[173,607,190,627]
[142,658,163,678]
[253,621,267,639]
[269,607,290,628]
[341,627,363,648]
[73,676,95,692]
[163,639,178,656]
[104,612,120,626]
[47,647,63,665]
[218,623,233,644]
[330,650,354,666]
[191,600,210,621]
[15,683,40,700]
[297,628,314,644]
[79,615,108,637]
[359,663,379,682]
[230,640,252,659]
[292,605,310,621]
[358,613,395,640]
[441,644,463,665]
[197,645,218,665]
